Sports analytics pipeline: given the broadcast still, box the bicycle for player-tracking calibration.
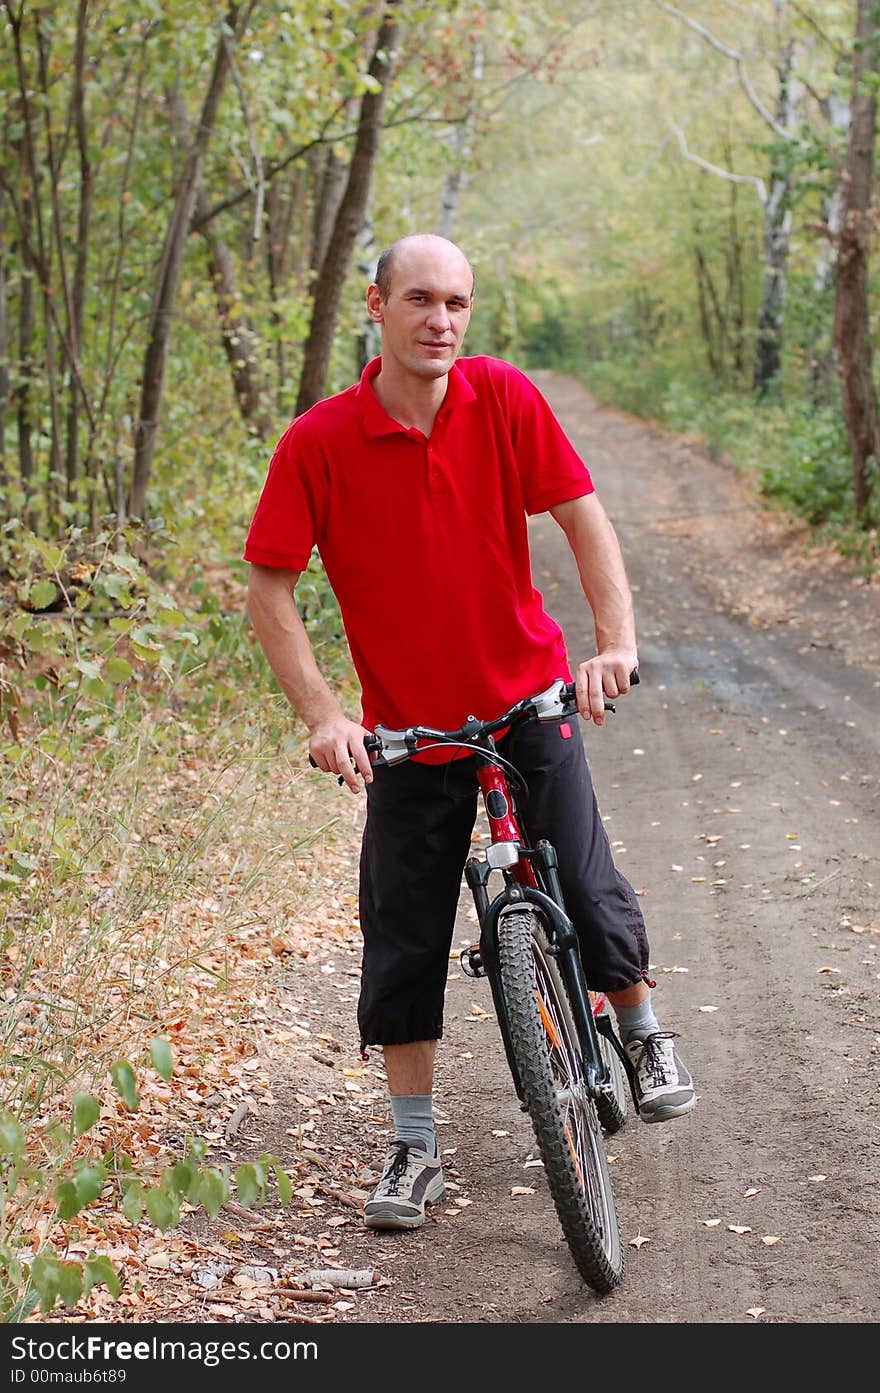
[356,673,641,1294]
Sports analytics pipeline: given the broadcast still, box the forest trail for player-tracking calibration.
[184,374,880,1326]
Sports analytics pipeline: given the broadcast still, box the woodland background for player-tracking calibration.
[0,0,878,1319]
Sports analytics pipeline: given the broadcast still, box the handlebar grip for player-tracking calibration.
[309,735,383,783]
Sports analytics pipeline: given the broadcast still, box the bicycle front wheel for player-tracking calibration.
[497,908,623,1292]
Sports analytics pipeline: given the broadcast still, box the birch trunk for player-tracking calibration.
[753,38,798,394]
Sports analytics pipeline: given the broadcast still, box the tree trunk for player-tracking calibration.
[266,166,305,402]
[0,177,8,484]
[832,0,880,523]
[14,149,35,499]
[166,84,273,440]
[295,5,400,417]
[753,38,798,395]
[65,0,92,504]
[310,98,359,276]
[810,90,849,405]
[199,186,274,438]
[130,3,251,519]
[435,39,483,239]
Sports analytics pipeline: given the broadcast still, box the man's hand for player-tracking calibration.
[309,717,374,794]
[574,650,638,727]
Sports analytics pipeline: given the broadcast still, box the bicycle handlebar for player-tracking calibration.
[307,671,639,779]
[367,669,639,767]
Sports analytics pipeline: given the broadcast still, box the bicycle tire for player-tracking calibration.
[595,1020,629,1134]
[497,908,623,1292]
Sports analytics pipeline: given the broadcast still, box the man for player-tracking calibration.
[244,233,695,1232]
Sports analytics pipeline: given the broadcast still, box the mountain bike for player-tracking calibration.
[359,675,639,1294]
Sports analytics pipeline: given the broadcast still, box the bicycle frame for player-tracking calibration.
[461,733,624,1110]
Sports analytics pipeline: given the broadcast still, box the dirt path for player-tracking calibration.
[186,376,880,1326]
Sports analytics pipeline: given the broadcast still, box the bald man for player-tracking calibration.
[245,234,695,1232]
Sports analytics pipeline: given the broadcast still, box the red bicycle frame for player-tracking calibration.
[476,759,608,1019]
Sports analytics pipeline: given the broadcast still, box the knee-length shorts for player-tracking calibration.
[357,717,650,1048]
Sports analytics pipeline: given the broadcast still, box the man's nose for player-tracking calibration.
[425,302,451,332]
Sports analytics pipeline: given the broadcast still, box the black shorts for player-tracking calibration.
[357,718,650,1048]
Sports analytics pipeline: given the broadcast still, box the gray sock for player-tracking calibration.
[614,997,661,1045]
[390,1094,437,1155]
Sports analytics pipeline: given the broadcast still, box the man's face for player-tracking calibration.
[366,240,473,381]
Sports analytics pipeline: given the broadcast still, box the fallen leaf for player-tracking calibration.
[510,1186,535,1197]
[491,1130,509,1137]
[743,1187,761,1198]
[746,1307,766,1320]
[728,1225,752,1235]
[629,1233,651,1249]
[699,1005,719,1013]
[703,1218,722,1227]
[761,1236,782,1246]
[808,1174,827,1182]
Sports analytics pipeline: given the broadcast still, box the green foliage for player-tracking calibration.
[0,1056,294,1320]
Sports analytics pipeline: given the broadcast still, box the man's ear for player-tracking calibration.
[366,284,384,323]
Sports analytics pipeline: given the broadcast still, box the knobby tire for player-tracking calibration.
[497,908,623,1293]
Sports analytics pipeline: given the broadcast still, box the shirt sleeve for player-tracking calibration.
[243,421,323,570]
[503,364,594,515]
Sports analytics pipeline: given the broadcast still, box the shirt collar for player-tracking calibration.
[356,356,477,438]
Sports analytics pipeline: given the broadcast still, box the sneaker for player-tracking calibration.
[363,1141,445,1230]
[625,1031,695,1123]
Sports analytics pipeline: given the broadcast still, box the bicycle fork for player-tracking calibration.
[463,852,630,1109]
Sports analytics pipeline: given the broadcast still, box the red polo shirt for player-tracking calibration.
[244,355,593,740]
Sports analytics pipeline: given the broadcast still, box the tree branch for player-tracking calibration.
[666,119,767,204]
[651,0,802,144]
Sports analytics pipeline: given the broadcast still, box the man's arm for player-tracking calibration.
[549,492,638,727]
[246,564,372,792]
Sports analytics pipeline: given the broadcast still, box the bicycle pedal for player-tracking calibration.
[460,946,487,979]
